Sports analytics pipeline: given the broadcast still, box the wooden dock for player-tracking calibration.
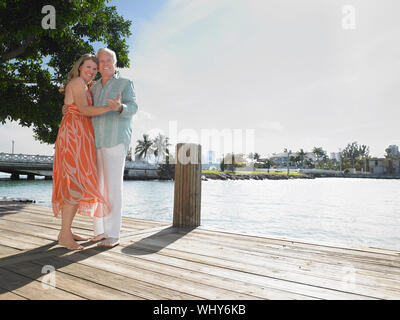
[0,201,399,300]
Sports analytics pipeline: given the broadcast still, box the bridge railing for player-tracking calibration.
[0,153,54,164]
[0,152,159,170]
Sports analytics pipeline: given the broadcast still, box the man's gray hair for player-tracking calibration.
[96,48,117,66]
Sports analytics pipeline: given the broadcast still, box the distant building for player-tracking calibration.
[200,151,219,170]
[270,152,289,167]
[369,158,400,175]
[207,150,216,164]
[329,152,342,162]
[305,152,317,162]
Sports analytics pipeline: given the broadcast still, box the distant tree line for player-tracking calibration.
[130,135,397,178]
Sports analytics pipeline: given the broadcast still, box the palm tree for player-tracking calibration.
[135,134,153,161]
[296,149,307,169]
[151,133,171,164]
[312,147,325,167]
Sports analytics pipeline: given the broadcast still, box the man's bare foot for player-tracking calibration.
[97,237,120,247]
[72,233,89,241]
[90,233,106,242]
[58,233,84,250]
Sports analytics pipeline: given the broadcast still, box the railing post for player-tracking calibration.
[173,143,202,228]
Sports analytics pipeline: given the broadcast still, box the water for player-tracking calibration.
[1,176,399,251]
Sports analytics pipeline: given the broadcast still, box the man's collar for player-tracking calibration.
[99,72,119,83]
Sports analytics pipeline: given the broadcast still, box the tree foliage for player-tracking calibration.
[384,145,400,159]
[219,153,246,172]
[342,141,370,169]
[0,0,132,144]
[135,134,154,160]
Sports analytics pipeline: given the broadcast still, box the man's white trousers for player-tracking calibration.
[93,143,126,239]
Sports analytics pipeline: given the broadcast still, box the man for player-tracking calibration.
[89,48,138,247]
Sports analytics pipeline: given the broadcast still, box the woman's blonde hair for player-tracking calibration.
[59,53,98,94]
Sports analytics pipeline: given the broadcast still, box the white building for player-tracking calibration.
[329,152,342,162]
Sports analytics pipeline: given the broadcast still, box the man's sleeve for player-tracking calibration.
[120,80,139,119]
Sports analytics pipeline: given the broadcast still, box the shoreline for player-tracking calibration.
[202,172,314,181]
[1,172,400,181]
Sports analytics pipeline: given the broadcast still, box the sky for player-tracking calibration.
[1,0,399,159]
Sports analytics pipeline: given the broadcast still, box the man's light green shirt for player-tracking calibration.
[91,74,138,153]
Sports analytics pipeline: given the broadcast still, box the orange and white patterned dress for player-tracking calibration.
[52,86,110,218]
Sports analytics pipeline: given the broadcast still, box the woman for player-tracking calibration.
[52,54,118,250]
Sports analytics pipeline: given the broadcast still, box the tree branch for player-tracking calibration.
[0,35,36,63]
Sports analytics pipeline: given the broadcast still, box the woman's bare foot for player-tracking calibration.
[90,233,106,242]
[58,232,84,250]
[97,237,120,247]
[72,233,89,241]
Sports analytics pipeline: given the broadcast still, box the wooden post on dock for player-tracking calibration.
[173,143,202,228]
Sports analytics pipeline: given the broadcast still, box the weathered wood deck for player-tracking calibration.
[0,201,399,300]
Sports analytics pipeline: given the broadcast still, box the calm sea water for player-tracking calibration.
[1,176,399,251]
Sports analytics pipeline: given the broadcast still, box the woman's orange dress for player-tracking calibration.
[52,86,110,218]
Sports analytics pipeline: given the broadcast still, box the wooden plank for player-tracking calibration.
[0,214,92,237]
[0,243,22,258]
[2,260,140,300]
[0,241,198,300]
[130,231,400,297]
[0,267,84,300]
[0,203,169,230]
[88,245,318,300]
[33,255,200,300]
[171,226,400,268]
[118,235,388,299]
[0,208,130,236]
[176,229,400,278]
[117,240,374,300]
[0,218,64,241]
[192,227,400,259]
[0,233,313,300]
[0,202,398,300]
[0,290,27,300]
[171,235,400,292]
[0,211,390,298]
[0,208,94,231]
[0,220,396,298]
[54,251,260,300]
[0,229,55,248]
[0,232,202,301]
[120,225,175,238]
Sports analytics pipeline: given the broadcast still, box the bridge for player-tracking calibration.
[0,153,159,180]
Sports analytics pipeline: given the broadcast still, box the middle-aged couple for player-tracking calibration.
[51,48,138,250]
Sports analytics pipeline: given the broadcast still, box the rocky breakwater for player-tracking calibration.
[202,172,314,181]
